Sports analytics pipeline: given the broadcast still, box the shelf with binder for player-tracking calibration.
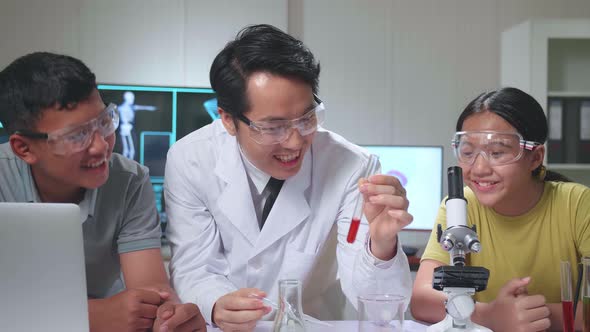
[547,97,590,165]
[548,91,590,98]
[501,19,590,185]
[547,164,590,170]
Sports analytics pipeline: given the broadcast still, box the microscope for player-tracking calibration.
[427,167,491,332]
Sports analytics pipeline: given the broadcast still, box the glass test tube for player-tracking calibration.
[561,260,575,332]
[346,154,380,243]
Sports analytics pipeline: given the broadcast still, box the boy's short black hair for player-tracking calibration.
[0,52,97,134]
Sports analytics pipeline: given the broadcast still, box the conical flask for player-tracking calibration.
[272,279,307,332]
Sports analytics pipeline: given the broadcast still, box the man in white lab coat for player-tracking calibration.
[165,24,413,331]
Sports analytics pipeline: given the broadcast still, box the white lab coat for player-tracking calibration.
[164,120,412,324]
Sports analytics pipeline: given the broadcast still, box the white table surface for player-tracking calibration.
[207,320,428,331]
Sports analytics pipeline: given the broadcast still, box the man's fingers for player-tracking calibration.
[368,194,409,210]
[386,210,413,227]
[217,307,268,325]
[228,297,264,311]
[367,174,400,186]
[360,183,405,197]
[222,294,265,311]
[368,174,405,192]
[235,288,266,298]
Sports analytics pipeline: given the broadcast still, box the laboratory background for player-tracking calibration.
[1,0,589,270]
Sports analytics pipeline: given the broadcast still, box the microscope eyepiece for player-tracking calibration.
[447,166,464,200]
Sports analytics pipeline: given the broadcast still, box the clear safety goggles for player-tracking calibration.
[451,131,541,166]
[16,103,119,156]
[236,95,326,145]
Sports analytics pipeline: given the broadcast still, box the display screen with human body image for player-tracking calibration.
[362,145,443,231]
[98,85,217,233]
[0,126,7,144]
[98,85,216,176]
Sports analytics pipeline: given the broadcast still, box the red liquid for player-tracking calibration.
[347,218,361,243]
[562,300,574,332]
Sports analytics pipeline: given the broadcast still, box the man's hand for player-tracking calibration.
[88,288,166,332]
[153,302,206,332]
[361,174,413,260]
[212,288,271,332]
[481,277,550,332]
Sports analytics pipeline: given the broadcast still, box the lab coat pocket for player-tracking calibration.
[279,247,318,282]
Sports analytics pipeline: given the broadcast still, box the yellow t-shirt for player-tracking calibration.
[422,181,590,303]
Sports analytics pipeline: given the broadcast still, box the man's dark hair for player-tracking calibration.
[209,24,320,117]
[0,52,97,134]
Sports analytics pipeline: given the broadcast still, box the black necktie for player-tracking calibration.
[261,177,284,227]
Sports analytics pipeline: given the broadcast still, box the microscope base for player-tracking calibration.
[427,315,492,332]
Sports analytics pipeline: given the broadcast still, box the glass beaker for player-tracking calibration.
[357,294,406,332]
[272,279,307,332]
[583,258,590,332]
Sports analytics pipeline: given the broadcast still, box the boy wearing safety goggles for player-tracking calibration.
[0,52,205,332]
[411,87,590,332]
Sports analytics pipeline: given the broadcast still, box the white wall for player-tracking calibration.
[291,0,590,249]
[1,0,589,250]
[0,0,287,87]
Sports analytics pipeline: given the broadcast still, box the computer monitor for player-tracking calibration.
[0,125,7,144]
[140,131,173,182]
[98,85,216,232]
[362,145,443,231]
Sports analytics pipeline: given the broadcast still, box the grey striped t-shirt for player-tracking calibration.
[0,143,162,298]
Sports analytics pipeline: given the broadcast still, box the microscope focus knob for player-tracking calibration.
[469,241,481,253]
[441,238,454,251]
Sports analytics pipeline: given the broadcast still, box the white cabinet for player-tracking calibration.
[501,19,590,185]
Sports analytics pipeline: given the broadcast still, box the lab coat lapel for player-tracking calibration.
[253,149,312,256]
[215,138,260,246]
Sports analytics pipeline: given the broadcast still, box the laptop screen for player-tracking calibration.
[0,203,89,331]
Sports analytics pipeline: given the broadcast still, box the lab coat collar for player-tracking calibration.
[215,137,260,246]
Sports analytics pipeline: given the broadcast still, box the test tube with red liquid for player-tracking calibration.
[346,154,380,243]
[561,260,575,332]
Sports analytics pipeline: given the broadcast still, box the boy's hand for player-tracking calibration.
[89,288,165,331]
[153,302,206,332]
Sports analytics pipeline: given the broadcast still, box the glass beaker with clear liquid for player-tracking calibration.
[272,279,307,332]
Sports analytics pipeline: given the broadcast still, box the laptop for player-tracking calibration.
[0,203,89,332]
